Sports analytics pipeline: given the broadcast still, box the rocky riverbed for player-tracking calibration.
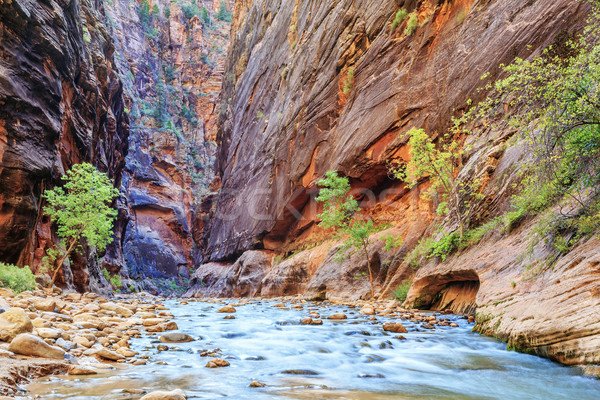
[0,292,597,399]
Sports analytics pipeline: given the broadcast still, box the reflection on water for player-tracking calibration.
[26,300,600,400]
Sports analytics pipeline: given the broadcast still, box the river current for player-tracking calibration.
[27,299,600,399]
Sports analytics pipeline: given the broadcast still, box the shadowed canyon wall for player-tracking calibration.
[0,0,129,293]
[188,0,600,371]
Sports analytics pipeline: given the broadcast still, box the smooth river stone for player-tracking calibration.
[8,333,65,359]
[159,333,194,343]
[140,389,187,400]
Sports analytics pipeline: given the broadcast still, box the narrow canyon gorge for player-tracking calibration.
[1,0,600,395]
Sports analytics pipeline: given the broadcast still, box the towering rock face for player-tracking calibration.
[100,0,232,290]
[0,0,128,292]
[204,0,587,261]
[190,0,599,371]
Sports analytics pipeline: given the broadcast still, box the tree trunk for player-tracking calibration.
[363,241,375,298]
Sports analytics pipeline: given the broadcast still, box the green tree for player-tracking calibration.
[43,163,120,287]
[316,171,377,298]
[138,0,151,31]
[390,128,480,239]
[201,6,211,25]
[217,1,232,22]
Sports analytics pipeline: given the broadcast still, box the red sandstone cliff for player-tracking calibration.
[188,0,599,371]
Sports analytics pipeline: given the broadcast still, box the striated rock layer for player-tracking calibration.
[190,0,599,371]
[0,0,129,292]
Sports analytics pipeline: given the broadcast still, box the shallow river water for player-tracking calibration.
[27,300,600,400]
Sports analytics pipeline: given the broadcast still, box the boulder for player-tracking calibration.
[216,305,236,313]
[382,322,407,333]
[93,347,125,361]
[32,298,56,312]
[100,302,134,317]
[8,333,65,359]
[205,358,230,368]
[36,327,61,339]
[0,307,33,341]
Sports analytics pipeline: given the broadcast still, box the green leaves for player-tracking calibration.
[43,163,119,286]
[44,163,119,252]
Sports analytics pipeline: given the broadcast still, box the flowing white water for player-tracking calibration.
[27,300,600,399]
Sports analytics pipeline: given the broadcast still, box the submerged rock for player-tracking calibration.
[159,333,194,343]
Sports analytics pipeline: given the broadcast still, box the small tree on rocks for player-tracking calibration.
[316,171,377,298]
[42,163,119,287]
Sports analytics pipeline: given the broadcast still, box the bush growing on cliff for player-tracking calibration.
[390,128,483,240]
[316,171,378,298]
[42,163,119,287]
[404,12,418,36]
[0,263,36,294]
[392,280,412,302]
[391,9,408,32]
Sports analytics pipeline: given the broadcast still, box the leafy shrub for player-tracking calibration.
[383,233,403,251]
[0,263,36,294]
[428,232,460,261]
[404,12,418,36]
[343,67,355,95]
[393,280,412,302]
[391,8,408,31]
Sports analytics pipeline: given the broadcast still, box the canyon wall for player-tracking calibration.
[100,0,231,292]
[0,0,129,292]
[189,0,599,371]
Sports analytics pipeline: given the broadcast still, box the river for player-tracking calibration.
[26,299,600,399]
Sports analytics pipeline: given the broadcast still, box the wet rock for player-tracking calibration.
[450,323,459,328]
[157,345,169,351]
[159,333,194,343]
[382,322,407,333]
[0,307,33,341]
[93,348,125,361]
[282,369,319,375]
[165,322,178,330]
[205,358,230,368]
[300,317,313,325]
[217,306,236,313]
[311,319,323,325]
[360,306,376,315]
[8,333,65,359]
[422,323,435,330]
[140,389,187,400]
[68,366,98,375]
[328,313,347,320]
[395,335,407,340]
[249,381,266,387]
[358,373,385,378]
